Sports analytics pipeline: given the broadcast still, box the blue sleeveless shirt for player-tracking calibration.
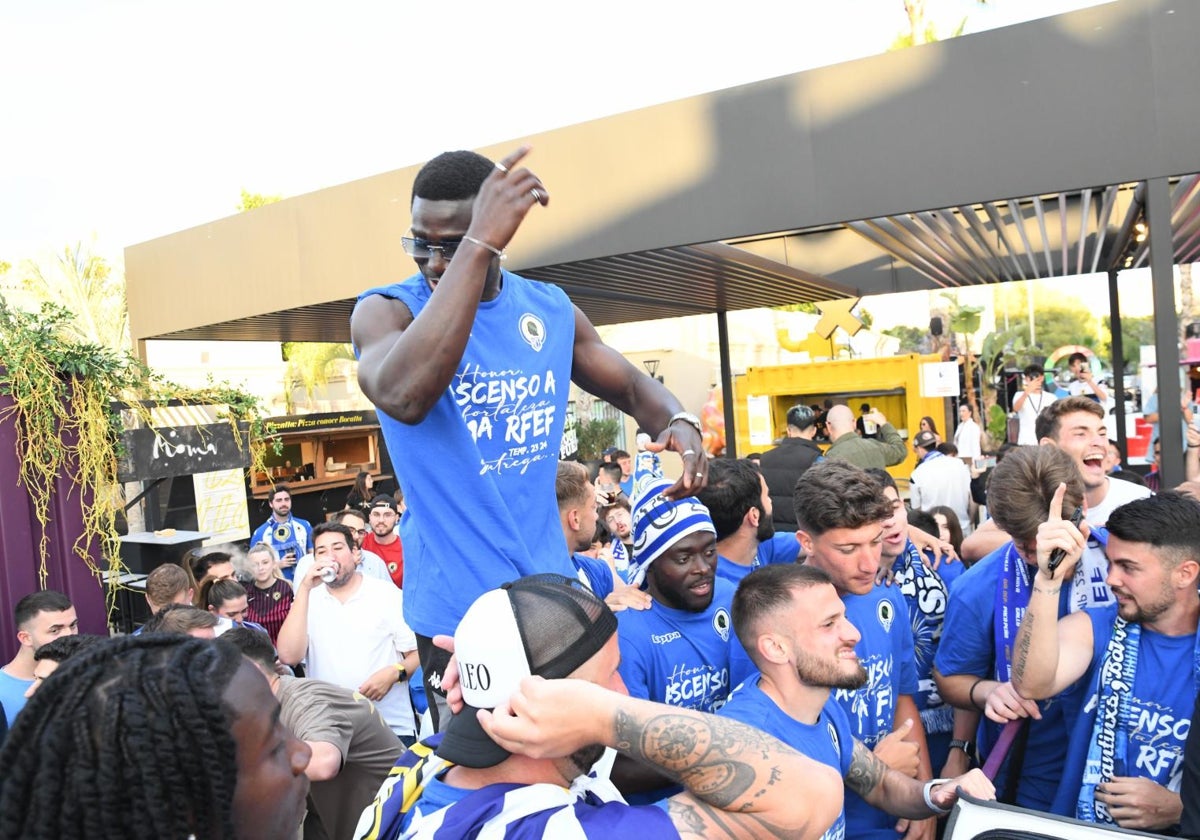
[358,270,577,637]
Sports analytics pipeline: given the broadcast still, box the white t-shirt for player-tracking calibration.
[909,453,973,533]
[1070,478,1153,612]
[305,575,417,736]
[953,418,982,460]
[1016,391,1056,445]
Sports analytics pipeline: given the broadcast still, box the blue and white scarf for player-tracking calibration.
[1076,614,1200,823]
[993,542,1030,682]
[628,477,715,587]
[1076,617,1140,824]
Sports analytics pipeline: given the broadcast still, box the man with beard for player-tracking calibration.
[277,523,420,742]
[362,495,404,588]
[612,477,753,802]
[696,457,794,585]
[251,484,312,581]
[721,564,994,840]
[601,499,636,582]
[1012,491,1200,833]
[355,574,843,839]
[793,460,933,840]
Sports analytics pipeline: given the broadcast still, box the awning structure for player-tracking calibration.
[125,0,1200,482]
[139,177,1200,340]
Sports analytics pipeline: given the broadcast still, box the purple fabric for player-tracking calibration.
[0,389,108,658]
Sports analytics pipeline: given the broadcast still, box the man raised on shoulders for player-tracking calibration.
[350,147,707,729]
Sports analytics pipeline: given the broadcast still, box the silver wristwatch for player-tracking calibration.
[668,411,702,435]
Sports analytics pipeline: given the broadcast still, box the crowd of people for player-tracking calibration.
[2,146,1200,840]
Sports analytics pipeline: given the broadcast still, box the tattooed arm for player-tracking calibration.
[1012,483,1096,699]
[480,676,843,839]
[846,739,997,819]
[1010,593,1093,699]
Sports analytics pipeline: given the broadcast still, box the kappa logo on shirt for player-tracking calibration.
[827,721,840,754]
[877,599,894,633]
[518,313,546,351]
[713,608,731,642]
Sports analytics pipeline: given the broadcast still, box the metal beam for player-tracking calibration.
[1147,177,1184,487]
[1107,269,1128,468]
[717,310,736,460]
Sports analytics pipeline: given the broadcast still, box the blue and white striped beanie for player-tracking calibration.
[628,477,716,586]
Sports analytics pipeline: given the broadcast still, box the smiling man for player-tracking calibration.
[612,477,752,802]
[616,478,746,715]
[1012,491,1200,833]
[250,484,312,581]
[963,396,1151,593]
[722,564,993,840]
[351,147,706,731]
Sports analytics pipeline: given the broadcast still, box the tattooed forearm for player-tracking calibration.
[614,709,780,808]
[1012,612,1032,682]
[845,740,885,797]
[666,798,782,840]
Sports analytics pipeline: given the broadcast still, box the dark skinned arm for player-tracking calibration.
[570,307,708,496]
[351,146,548,424]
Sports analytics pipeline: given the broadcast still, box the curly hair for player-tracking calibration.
[411,150,495,204]
[0,635,243,839]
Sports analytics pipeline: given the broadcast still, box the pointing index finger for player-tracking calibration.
[495,145,532,175]
[1048,482,1067,522]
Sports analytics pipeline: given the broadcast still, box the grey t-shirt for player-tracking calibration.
[276,675,404,840]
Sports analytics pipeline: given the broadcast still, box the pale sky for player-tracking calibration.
[1,0,1106,266]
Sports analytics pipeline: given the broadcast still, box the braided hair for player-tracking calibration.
[0,634,242,840]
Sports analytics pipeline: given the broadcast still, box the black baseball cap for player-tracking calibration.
[368,494,397,511]
[436,574,618,768]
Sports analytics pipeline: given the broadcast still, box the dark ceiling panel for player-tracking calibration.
[151,178,1200,344]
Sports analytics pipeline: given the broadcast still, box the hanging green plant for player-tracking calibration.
[0,299,277,604]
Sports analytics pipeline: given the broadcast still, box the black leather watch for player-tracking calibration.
[948,738,975,756]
